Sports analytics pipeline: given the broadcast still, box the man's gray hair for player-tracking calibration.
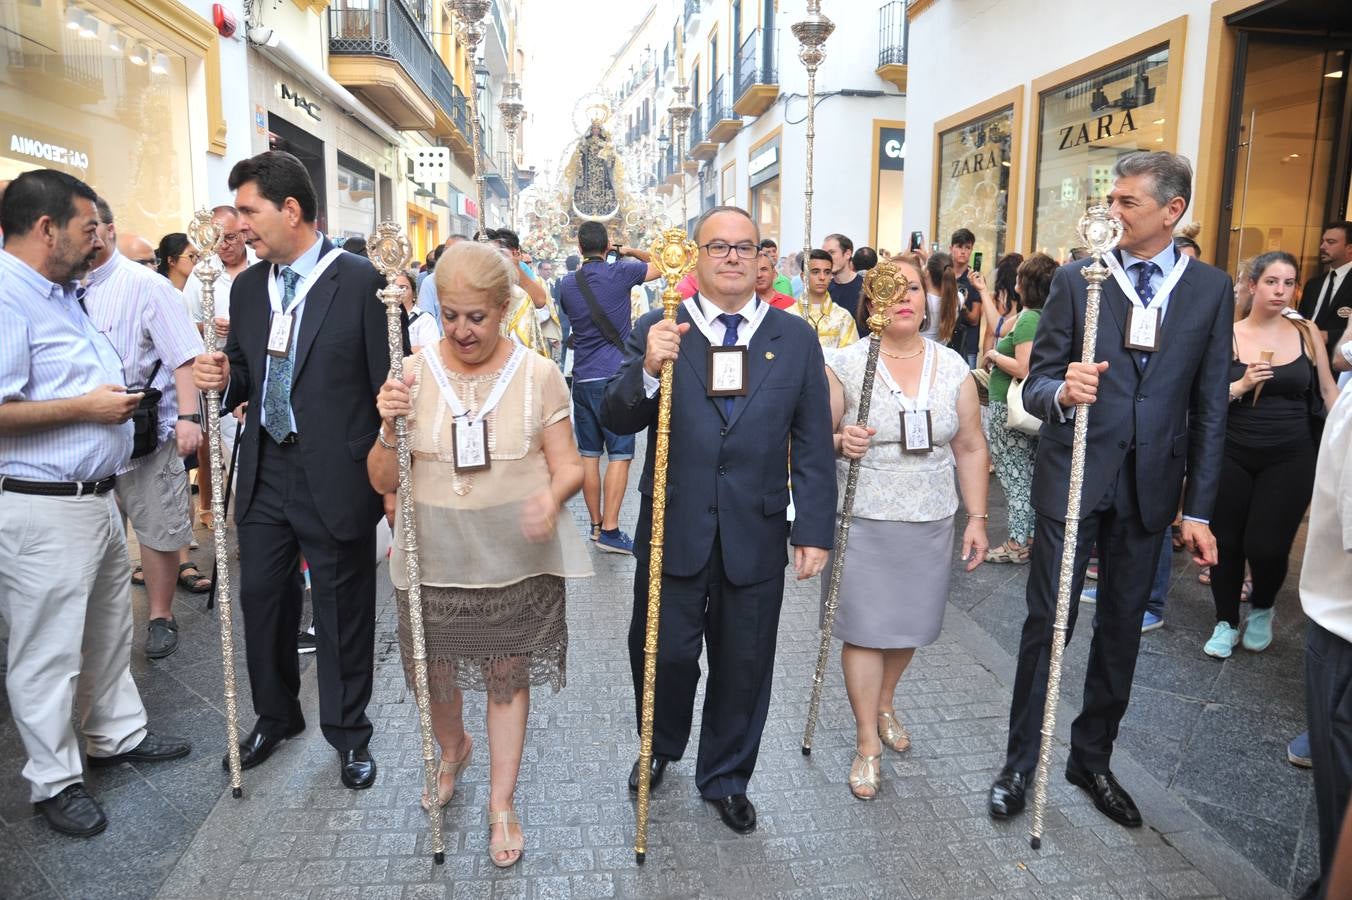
[692,205,760,244]
[1113,151,1193,213]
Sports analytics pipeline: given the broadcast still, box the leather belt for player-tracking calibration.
[266,432,299,446]
[0,475,116,497]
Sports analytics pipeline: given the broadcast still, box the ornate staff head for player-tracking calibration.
[188,208,223,279]
[368,220,414,308]
[862,259,908,336]
[1078,203,1123,262]
[791,0,835,71]
[648,226,698,315]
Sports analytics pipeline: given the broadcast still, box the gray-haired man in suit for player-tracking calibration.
[988,152,1232,829]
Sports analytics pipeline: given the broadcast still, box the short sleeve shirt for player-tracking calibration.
[557,258,648,381]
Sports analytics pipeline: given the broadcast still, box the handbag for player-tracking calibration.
[1005,375,1042,436]
[130,360,164,460]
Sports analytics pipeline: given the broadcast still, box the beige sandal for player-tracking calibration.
[421,734,472,811]
[878,710,911,753]
[849,752,882,800]
[487,806,524,868]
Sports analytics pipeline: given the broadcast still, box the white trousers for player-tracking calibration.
[0,490,148,801]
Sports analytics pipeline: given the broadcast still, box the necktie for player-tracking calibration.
[1133,261,1158,305]
[716,313,743,418]
[263,267,302,443]
[1312,272,1336,323]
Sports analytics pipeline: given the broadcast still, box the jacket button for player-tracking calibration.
[708,505,717,514]
[720,427,728,437]
[1119,440,1128,449]
[1136,394,1145,402]
[718,466,726,476]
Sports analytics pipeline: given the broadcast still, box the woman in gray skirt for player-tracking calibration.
[825,256,989,800]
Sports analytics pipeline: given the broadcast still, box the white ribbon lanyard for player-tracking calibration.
[683,296,771,398]
[265,246,345,357]
[421,343,526,471]
[875,338,937,454]
[1105,251,1188,353]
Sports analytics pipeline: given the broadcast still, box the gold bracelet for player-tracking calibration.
[377,429,397,450]
[967,512,989,519]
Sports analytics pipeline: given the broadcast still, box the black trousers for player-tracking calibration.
[1306,620,1352,895]
[1209,437,1316,624]
[237,433,376,751]
[1005,456,1166,774]
[629,534,785,799]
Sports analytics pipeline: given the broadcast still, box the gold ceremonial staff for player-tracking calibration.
[633,226,699,866]
[801,261,905,754]
[1027,204,1123,849]
[367,222,446,865]
[187,210,244,799]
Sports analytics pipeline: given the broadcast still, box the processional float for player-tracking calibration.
[1026,204,1122,848]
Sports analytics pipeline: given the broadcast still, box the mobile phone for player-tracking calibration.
[605,250,619,264]
[973,251,984,272]
[909,230,924,252]
[930,241,941,254]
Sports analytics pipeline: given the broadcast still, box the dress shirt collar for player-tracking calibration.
[274,232,324,280]
[1120,241,1178,277]
[695,293,759,321]
[85,247,121,288]
[0,248,78,301]
[1330,259,1352,285]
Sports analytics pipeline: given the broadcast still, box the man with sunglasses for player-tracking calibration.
[116,232,159,270]
[603,206,836,835]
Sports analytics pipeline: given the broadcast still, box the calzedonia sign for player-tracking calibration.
[7,132,90,173]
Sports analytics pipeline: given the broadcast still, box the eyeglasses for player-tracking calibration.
[220,232,243,244]
[181,252,200,262]
[134,257,158,268]
[700,241,759,259]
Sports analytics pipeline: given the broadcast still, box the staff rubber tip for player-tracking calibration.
[434,852,445,865]
[231,787,242,798]
[636,851,646,866]
[1030,836,1042,850]
[801,746,811,756]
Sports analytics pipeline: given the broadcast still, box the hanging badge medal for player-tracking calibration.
[422,343,526,474]
[878,338,936,454]
[266,313,294,358]
[1106,252,1188,354]
[683,297,771,401]
[265,248,346,358]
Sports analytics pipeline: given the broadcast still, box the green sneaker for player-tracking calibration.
[1204,622,1240,659]
[1243,608,1274,652]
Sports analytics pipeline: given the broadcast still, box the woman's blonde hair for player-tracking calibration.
[435,239,515,309]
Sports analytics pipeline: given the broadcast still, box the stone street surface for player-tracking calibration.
[0,441,1314,899]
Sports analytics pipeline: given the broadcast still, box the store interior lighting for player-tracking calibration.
[109,28,125,56]
[128,41,149,66]
[65,5,81,30]
[151,52,169,75]
[78,11,98,38]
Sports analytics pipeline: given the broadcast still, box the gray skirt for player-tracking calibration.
[820,515,955,649]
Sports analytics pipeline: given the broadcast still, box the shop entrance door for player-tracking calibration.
[268,114,328,235]
[1218,17,1351,279]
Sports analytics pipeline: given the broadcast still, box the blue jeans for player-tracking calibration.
[1147,529,1171,617]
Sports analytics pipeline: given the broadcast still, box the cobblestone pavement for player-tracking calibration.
[0,443,1312,899]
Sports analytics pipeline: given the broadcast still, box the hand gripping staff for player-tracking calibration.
[801,260,906,754]
[1027,204,1123,849]
[187,209,244,799]
[633,227,699,866]
[368,222,446,865]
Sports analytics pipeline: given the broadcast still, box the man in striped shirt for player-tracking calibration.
[84,197,205,659]
[0,169,190,838]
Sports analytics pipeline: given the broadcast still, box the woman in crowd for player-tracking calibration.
[977,252,1025,358]
[155,233,197,291]
[397,269,441,352]
[920,250,959,345]
[370,240,590,867]
[1204,251,1340,659]
[825,257,989,799]
[973,253,1056,564]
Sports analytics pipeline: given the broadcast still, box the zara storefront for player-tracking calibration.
[905,0,1351,279]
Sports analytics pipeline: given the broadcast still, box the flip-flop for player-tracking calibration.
[131,565,145,587]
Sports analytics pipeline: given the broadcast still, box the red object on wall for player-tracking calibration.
[213,4,237,38]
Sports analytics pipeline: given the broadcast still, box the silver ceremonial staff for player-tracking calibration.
[368,222,445,865]
[1027,204,1123,849]
[802,260,904,754]
[451,0,491,239]
[187,209,244,799]
[791,0,833,268]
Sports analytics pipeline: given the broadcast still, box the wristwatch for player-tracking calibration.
[178,414,202,423]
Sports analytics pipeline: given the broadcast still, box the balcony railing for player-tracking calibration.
[687,102,704,147]
[682,0,699,28]
[878,1,908,67]
[329,0,459,123]
[734,28,777,99]
[707,76,728,127]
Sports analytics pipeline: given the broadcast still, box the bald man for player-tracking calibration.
[116,232,158,270]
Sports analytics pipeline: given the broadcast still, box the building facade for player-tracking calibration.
[903,0,1351,277]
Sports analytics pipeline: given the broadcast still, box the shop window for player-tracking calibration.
[721,162,736,205]
[1032,45,1172,258]
[748,133,780,245]
[873,123,905,251]
[335,151,376,242]
[936,104,1013,261]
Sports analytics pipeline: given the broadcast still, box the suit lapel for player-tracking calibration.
[1098,258,1135,373]
[727,310,783,430]
[675,303,714,401]
[292,240,339,382]
[1140,261,1198,386]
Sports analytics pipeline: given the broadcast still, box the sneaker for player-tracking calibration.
[590,522,601,542]
[596,529,634,555]
[1287,732,1312,768]
[1141,611,1164,633]
[1204,622,1241,659]
[145,617,180,659]
[1243,607,1274,652]
[1079,586,1097,605]
[297,626,316,655]
[1086,561,1099,581]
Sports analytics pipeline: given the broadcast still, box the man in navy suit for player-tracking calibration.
[603,206,836,834]
[988,152,1232,828]
[193,151,389,790]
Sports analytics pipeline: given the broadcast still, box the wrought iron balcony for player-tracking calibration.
[876,1,908,91]
[733,28,778,118]
[706,74,742,144]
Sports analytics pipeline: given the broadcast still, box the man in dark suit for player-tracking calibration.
[1299,221,1352,361]
[192,151,389,789]
[988,151,1232,828]
[602,206,836,834]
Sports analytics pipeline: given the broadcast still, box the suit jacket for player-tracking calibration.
[222,237,391,542]
[1300,269,1352,360]
[602,298,837,586]
[1022,256,1233,532]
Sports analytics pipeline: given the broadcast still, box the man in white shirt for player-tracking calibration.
[1300,383,1352,899]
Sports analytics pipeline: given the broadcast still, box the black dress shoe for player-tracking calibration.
[340,745,377,789]
[708,793,756,834]
[88,731,191,768]
[35,783,107,837]
[223,724,303,772]
[988,767,1029,819]
[1065,761,1142,828]
[627,756,670,793]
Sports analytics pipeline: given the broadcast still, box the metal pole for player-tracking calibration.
[792,0,834,265]
[801,261,905,754]
[187,210,244,799]
[1027,204,1122,849]
[633,227,699,865]
[668,84,693,230]
[452,0,491,237]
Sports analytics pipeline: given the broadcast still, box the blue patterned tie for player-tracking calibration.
[263,267,302,443]
[717,313,743,418]
[1133,261,1158,305]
